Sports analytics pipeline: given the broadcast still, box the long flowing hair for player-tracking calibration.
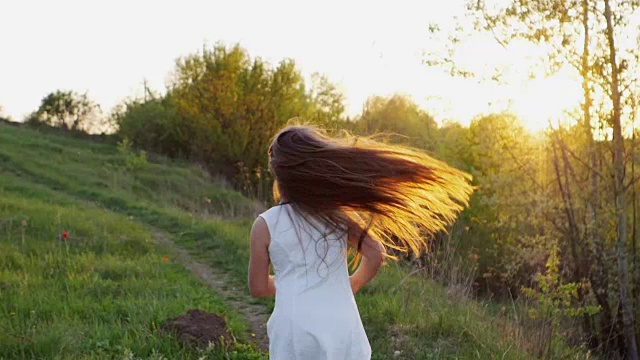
[268,124,473,263]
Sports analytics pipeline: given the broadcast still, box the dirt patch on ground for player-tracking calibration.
[160,309,232,347]
[151,230,269,352]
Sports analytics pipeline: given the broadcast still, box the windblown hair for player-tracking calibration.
[268,124,473,260]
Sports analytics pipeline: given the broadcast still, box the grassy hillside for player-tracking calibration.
[0,123,533,359]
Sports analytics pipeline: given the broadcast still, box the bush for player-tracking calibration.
[117,138,148,173]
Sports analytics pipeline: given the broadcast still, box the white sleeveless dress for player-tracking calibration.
[259,204,372,360]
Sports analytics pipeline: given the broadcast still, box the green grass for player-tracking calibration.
[0,123,534,359]
[0,179,261,359]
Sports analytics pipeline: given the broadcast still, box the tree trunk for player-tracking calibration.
[633,125,640,353]
[632,94,640,350]
[581,0,610,350]
[603,0,639,358]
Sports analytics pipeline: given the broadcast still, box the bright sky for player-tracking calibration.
[1,0,583,132]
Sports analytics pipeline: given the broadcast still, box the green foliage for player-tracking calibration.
[117,138,148,173]
[436,113,551,296]
[521,245,600,358]
[116,43,346,200]
[112,96,187,158]
[523,246,599,320]
[355,108,608,356]
[307,73,348,128]
[354,95,438,150]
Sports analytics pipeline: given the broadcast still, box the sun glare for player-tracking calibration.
[509,70,582,133]
[425,67,584,134]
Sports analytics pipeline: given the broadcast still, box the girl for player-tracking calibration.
[248,125,472,359]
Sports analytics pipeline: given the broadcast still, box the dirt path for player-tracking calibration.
[151,230,270,352]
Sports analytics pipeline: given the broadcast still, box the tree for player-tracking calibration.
[28,90,102,132]
[117,43,346,201]
[113,94,187,157]
[435,121,474,171]
[307,73,347,128]
[603,1,639,357]
[168,45,309,194]
[431,0,640,356]
[468,114,552,292]
[354,95,438,150]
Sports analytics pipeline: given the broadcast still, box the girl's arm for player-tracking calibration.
[248,217,276,298]
[347,220,385,294]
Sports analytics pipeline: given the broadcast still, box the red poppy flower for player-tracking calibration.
[62,231,68,239]
[161,255,170,263]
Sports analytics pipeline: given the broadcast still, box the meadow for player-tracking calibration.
[0,122,533,359]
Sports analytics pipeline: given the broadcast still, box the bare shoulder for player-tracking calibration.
[250,216,270,247]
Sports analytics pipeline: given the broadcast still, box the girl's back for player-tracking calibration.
[248,125,473,359]
[259,204,371,360]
